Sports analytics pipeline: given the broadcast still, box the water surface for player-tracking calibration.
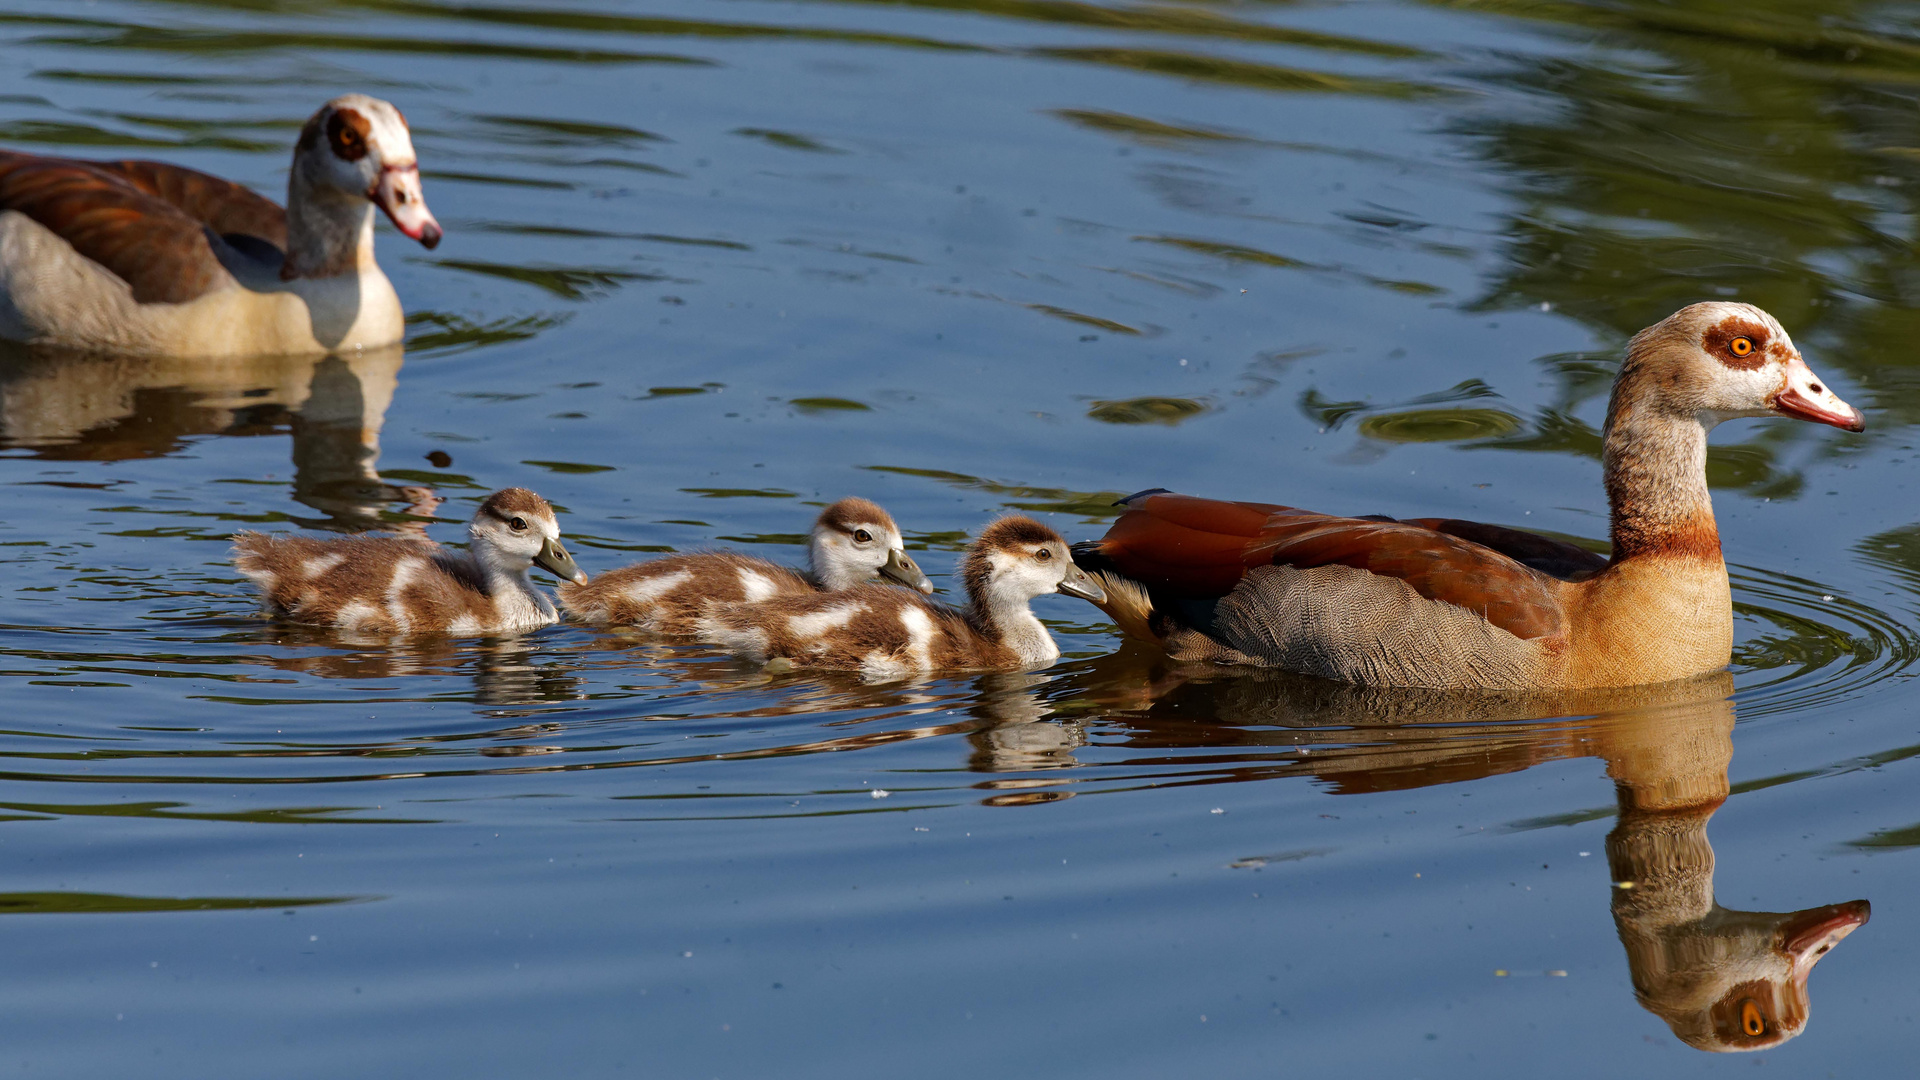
[2,0,1920,1075]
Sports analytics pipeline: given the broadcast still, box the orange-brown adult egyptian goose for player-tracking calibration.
[1072,303,1865,690]
[0,94,439,357]
[560,497,933,634]
[697,516,1106,678]
[233,487,586,636]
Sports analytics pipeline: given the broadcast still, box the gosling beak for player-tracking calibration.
[880,548,935,594]
[1057,562,1107,604]
[534,536,587,585]
[1772,355,1864,433]
[369,163,442,249]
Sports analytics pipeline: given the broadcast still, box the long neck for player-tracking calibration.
[966,582,1059,666]
[1602,391,1721,564]
[283,171,376,280]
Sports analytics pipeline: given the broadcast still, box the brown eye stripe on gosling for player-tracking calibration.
[232,486,578,636]
[560,497,932,635]
[694,515,1105,679]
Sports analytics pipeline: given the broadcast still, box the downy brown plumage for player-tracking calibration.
[560,497,933,634]
[696,516,1107,679]
[233,487,586,636]
[0,94,440,357]
[1072,302,1865,690]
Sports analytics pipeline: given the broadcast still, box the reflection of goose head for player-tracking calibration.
[1601,695,1868,1052]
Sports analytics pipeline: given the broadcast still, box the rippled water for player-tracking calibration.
[4,0,1920,1075]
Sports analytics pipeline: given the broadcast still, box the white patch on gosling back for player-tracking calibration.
[385,557,422,633]
[898,605,935,670]
[737,568,777,602]
[446,614,481,637]
[302,552,345,580]
[787,603,863,642]
[335,599,380,631]
[620,569,694,604]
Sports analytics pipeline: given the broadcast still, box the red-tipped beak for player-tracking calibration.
[370,164,441,249]
[1773,356,1864,432]
[1782,899,1869,980]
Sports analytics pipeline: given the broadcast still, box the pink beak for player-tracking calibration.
[1772,355,1864,432]
[370,164,441,249]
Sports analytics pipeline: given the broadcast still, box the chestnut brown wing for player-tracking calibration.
[1082,490,1569,641]
[90,158,286,252]
[0,150,283,303]
[1399,518,1608,580]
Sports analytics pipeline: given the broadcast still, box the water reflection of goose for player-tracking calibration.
[1074,303,1865,690]
[1052,661,1867,1050]
[0,95,439,357]
[1603,702,1867,1052]
[0,340,425,529]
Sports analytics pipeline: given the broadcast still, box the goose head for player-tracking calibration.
[1612,302,1863,434]
[962,516,1106,610]
[809,497,933,593]
[292,94,441,249]
[469,488,586,584]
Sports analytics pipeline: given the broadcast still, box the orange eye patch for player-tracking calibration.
[1730,337,1753,356]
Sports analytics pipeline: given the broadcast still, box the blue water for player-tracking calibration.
[1,0,1919,1075]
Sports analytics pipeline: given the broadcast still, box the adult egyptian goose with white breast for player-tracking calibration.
[233,487,586,636]
[1072,302,1865,690]
[0,93,439,357]
[697,516,1106,679]
[561,497,933,634]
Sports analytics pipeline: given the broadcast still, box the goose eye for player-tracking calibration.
[853,529,873,544]
[1730,336,1753,357]
[1035,548,1053,561]
[509,517,528,532]
[1740,1000,1765,1037]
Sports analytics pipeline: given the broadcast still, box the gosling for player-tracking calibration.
[560,496,932,634]
[233,487,586,635]
[695,515,1106,679]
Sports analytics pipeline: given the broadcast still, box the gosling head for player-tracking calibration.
[810,497,933,593]
[293,93,441,248]
[961,516,1106,609]
[1614,302,1863,433]
[469,488,585,584]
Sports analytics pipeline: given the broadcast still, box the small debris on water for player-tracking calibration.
[1210,807,1225,815]
[871,789,889,799]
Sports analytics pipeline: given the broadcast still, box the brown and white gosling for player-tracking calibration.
[695,516,1107,678]
[560,496,933,634]
[233,487,587,636]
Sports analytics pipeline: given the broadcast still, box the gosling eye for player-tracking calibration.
[1740,1000,1766,1037]
[853,529,873,544]
[1035,547,1053,562]
[509,516,528,532]
[1729,336,1754,357]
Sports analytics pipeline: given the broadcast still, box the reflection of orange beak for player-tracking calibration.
[1772,356,1864,432]
[1783,899,1869,984]
[370,164,441,249]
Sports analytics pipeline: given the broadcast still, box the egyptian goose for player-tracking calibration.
[0,94,439,357]
[560,497,933,633]
[1072,302,1865,690]
[696,516,1107,678]
[233,487,586,636]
